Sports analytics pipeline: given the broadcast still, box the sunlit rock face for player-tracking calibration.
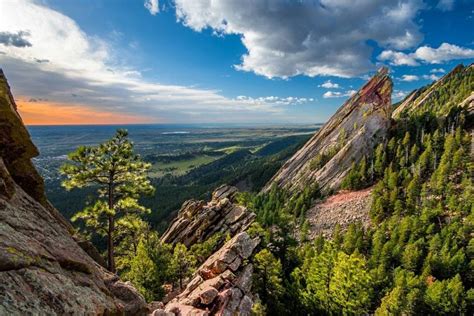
[152,232,259,316]
[0,69,147,315]
[265,67,392,194]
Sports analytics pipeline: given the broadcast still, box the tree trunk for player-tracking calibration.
[107,179,115,273]
[108,215,115,273]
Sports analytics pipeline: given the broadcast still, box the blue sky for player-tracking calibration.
[0,0,473,124]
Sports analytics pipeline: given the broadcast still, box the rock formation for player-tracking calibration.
[152,232,259,316]
[161,185,255,247]
[264,67,392,194]
[156,186,260,315]
[0,69,147,315]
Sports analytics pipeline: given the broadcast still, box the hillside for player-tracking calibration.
[236,63,473,315]
[393,64,473,118]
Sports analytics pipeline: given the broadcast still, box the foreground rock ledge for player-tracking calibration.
[152,232,259,316]
[0,69,147,315]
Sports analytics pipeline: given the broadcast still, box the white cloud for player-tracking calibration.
[144,0,159,15]
[393,89,409,100]
[173,0,424,78]
[0,0,306,123]
[437,0,454,11]
[379,43,474,66]
[323,90,357,99]
[235,96,315,105]
[401,74,419,81]
[378,50,419,66]
[422,74,440,81]
[430,68,445,73]
[319,80,340,89]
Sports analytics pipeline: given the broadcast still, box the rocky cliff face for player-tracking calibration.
[154,186,259,315]
[153,232,259,316]
[265,67,392,194]
[0,70,147,315]
[161,185,255,247]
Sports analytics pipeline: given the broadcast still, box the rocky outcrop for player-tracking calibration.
[152,232,259,316]
[0,69,147,315]
[161,185,255,247]
[306,187,372,239]
[265,67,392,194]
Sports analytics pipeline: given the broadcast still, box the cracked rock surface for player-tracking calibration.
[265,67,392,194]
[161,185,255,247]
[152,232,259,316]
[0,69,147,315]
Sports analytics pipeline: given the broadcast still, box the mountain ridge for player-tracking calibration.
[264,67,392,194]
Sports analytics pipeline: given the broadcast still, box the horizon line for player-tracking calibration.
[25,122,326,127]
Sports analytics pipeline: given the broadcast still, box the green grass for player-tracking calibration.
[149,154,222,177]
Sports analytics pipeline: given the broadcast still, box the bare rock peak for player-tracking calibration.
[264,68,392,194]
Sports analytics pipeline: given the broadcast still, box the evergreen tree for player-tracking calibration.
[61,129,154,272]
[171,243,196,290]
[329,252,372,314]
[125,232,173,301]
[253,249,284,308]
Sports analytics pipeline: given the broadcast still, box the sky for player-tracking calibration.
[0,0,473,125]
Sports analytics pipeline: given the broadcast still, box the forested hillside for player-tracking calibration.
[237,64,474,315]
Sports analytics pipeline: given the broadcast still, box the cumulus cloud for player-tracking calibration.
[0,31,32,47]
[144,0,159,15]
[401,74,419,81]
[379,43,474,66]
[323,90,357,99]
[173,0,424,78]
[319,80,340,89]
[430,68,445,73]
[0,0,317,123]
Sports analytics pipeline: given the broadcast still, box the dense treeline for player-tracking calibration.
[237,100,473,314]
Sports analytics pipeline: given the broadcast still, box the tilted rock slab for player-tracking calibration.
[0,69,147,315]
[152,232,259,316]
[264,67,392,194]
[161,185,255,247]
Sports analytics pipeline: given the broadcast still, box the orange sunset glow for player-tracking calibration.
[16,98,156,125]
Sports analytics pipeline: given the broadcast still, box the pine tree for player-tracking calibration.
[171,243,196,290]
[125,231,173,301]
[329,252,372,314]
[61,129,154,272]
[253,249,284,305]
